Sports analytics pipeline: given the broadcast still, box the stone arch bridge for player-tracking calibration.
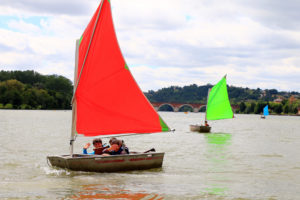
[151,102,206,112]
[151,102,239,113]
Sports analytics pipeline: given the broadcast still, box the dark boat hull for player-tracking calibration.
[47,152,164,172]
[190,125,211,133]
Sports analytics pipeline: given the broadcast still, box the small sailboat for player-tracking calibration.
[261,105,269,119]
[47,0,170,172]
[190,75,233,133]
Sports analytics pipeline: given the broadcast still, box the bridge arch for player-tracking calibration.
[198,105,207,112]
[151,102,206,112]
[178,104,194,112]
[157,103,175,112]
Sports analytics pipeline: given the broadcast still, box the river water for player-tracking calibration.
[0,110,300,199]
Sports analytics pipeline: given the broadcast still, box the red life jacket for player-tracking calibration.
[93,147,108,155]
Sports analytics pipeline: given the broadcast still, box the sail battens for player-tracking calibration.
[74,0,170,137]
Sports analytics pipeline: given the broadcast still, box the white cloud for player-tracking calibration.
[7,19,41,34]
[0,0,99,16]
[0,0,300,92]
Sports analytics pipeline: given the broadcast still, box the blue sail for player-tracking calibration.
[263,105,269,116]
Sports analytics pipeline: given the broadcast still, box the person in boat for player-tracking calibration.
[204,120,209,127]
[83,138,108,155]
[102,138,123,156]
[120,139,129,154]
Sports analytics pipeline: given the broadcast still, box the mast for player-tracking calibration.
[70,39,80,156]
[205,88,211,124]
[69,0,104,155]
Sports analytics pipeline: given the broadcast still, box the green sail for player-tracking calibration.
[206,76,233,120]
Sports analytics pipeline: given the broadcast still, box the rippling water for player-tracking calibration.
[0,110,300,199]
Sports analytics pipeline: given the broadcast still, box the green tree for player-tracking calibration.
[254,101,266,114]
[0,80,24,107]
[289,104,299,114]
[239,102,246,113]
[293,107,298,114]
[274,104,283,114]
[45,75,72,94]
[245,102,256,114]
[23,88,39,108]
[250,102,256,113]
[4,103,13,109]
[283,104,289,114]
[0,70,73,110]
[36,89,54,109]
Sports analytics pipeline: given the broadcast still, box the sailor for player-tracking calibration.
[205,121,209,127]
[83,138,108,155]
[120,140,129,154]
[102,138,122,155]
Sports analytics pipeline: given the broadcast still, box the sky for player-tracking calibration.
[0,0,300,92]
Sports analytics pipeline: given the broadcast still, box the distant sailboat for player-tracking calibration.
[261,105,269,119]
[47,0,171,173]
[190,75,234,133]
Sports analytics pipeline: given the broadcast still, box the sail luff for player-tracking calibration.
[204,88,211,123]
[70,39,80,156]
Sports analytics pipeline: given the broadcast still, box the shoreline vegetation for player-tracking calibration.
[0,70,72,110]
[1,70,299,115]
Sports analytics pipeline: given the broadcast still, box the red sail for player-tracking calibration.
[75,0,169,136]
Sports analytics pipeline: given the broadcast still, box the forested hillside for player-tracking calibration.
[145,84,300,114]
[0,70,72,109]
[1,70,299,114]
[145,84,300,104]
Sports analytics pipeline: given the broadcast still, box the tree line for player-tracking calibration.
[145,84,299,103]
[0,70,73,109]
[1,70,299,114]
[236,100,299,115]
[145,84,300,115]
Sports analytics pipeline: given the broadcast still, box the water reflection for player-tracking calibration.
[204,133,232,164]
[64,184,164,200]
[205,133,232,145]
[203,186,228,196]
[203,133,232,196]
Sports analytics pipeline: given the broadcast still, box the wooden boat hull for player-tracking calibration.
[190,125,211,133]
[47,152,164,172]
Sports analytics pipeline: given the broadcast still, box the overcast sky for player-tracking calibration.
[1,0,300,92]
